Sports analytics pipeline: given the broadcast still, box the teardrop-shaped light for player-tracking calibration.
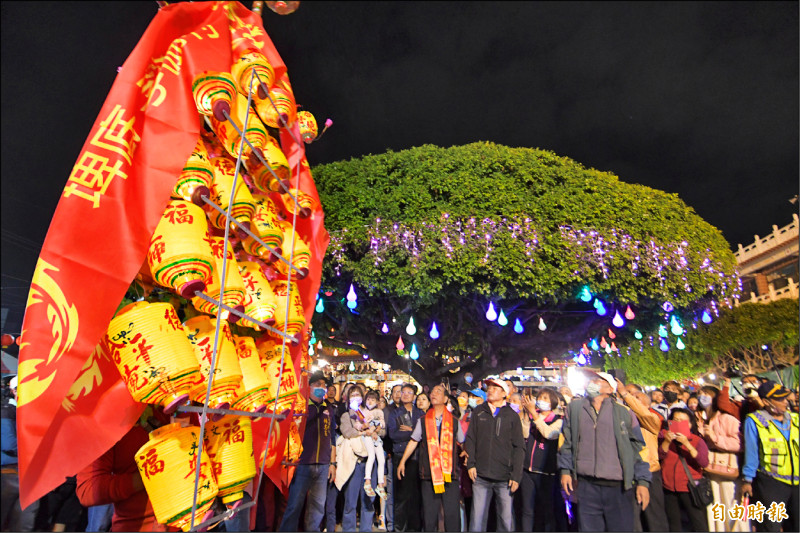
[659,338,670,352]
[349,361,355,371]
[333,349,339,356]
[581,343,589,355]
[486,302,498,321]
[346,284,357,302]
[624,305,635,320]
[658,324,668,338]
[430,322,440,340]
[514,318,524,334]
[676,338,686,350]
[671,323,684,336]
[315,298,325,313]
[600,337,608,349]
[701,310,713,324]
[579,286,593,302]
[406,317,417,335]
[396,337,404,350]
[347,299,357,310]
[590,338,600,351]
[608,329,616,339]
[538,317,547,331]
[612,311,625,328]
[634,329,643,340]
[308,344,315,356]
[381,323,389,334]
[409,344,419,360]
[497,310,508,326]
[577,353,587,365]
[593,298,601,309]
[610,342,617,351]
[317,341,323,350]
[595,299,607,316]
[605,345,612,354]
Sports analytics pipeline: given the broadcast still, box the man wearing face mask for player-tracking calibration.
[464,378,525,532]
[278,372,337,532]
[718,374,764,422]
[659,381,687,425]
[741,381,799,533]
[558,371,651,532]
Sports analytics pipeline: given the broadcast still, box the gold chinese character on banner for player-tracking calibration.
[136,58,167,111]
[90,105,141,165]
[64,151,128,208]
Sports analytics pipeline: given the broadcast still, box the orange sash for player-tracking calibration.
[425,409,454,494]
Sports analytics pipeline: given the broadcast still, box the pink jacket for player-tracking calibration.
[701,411,741,453]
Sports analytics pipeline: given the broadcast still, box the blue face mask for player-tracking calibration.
[698,395,712,408]
[509,403,521,413]
[311,387,326,401]
[468,398,477,409]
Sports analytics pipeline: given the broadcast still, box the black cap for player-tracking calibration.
[758,380,790,400]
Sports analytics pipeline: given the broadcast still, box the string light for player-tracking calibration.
[315,298,325,313]
[514,318,524,334]
[396,337,404,350]
[381,323,389,334]
[538,317,547,331]
[497,310,508,326]
[612,311,624,328]
[624,305,635,320]
[406,317,417,335]
[486,302,498,321]
[409,344,419,360]
[662,302,674,312]
[430,322,440,339]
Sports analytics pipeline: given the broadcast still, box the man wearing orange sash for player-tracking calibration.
[397,384,464,532]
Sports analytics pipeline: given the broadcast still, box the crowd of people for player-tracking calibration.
[1,369,798,532]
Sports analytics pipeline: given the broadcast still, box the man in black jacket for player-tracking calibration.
[388,383,424,531]
[464,378,525,532]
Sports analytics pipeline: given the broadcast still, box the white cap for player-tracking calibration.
[594,372,617,393]
[483,378,510,397]
[9,376,17,390]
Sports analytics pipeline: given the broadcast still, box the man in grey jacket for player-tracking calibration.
[558,371,651,532]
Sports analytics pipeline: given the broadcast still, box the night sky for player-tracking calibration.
[1,1,798,338]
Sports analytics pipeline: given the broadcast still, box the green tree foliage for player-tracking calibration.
[607,298,799,385]
[312,142,739,381]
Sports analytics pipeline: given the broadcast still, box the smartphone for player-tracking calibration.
[668,419,691,437]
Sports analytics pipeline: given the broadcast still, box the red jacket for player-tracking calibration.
[77,425,168,532]
[658,431,709,492]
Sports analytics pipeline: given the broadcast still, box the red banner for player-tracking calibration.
[16,1,326,508]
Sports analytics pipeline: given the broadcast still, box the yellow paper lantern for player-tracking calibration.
[192,71,236,121]
[191,237,246,319]
[271,221,312,279]
[270,279,306,341]
[173,136,214,207]
[135,423,218,532]
[256,338,299,412]
[237,261,279,329]
[255,85,296,128]
[296,110,318,143]
[203,415,256,504]
[147,200,214,298]
[183,316,244,410]
[240,194,285,262]
[210,93,266,160]
[207,156,256,236]
[105,302,202,413]
[247,135,290,194]
[230,50,275,100]
[231,335,273,413]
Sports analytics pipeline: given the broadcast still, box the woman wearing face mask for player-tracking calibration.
[519,388,563,532]
[697,386,748,532]
[338,385,384,532]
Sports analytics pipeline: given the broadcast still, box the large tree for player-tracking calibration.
[311,143,740,382]
[605,298,799,385]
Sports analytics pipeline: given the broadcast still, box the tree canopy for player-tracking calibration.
[605,298,799,385]
[311,142,740,382]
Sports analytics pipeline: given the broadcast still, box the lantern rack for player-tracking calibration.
[181,65,312,531]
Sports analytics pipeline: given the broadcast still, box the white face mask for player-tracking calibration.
[366,399,377,410]
[536,400,551,411]
[585,382,602,398]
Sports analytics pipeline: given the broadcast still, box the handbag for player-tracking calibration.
[679,455,714,508]
[704,451,740,479]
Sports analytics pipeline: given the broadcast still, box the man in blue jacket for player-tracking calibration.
[558,371,651,532]
[388,383,424,531]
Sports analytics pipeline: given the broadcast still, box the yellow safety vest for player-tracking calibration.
[749,410,799,485]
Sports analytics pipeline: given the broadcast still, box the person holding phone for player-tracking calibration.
[658,408,710,532]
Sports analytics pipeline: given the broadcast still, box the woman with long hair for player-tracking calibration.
[696,386,748,532]
[659,407,710,531]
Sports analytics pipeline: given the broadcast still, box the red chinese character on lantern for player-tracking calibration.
[164,307,182,331]
[139,449,165,480]
[164,203,194,225]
